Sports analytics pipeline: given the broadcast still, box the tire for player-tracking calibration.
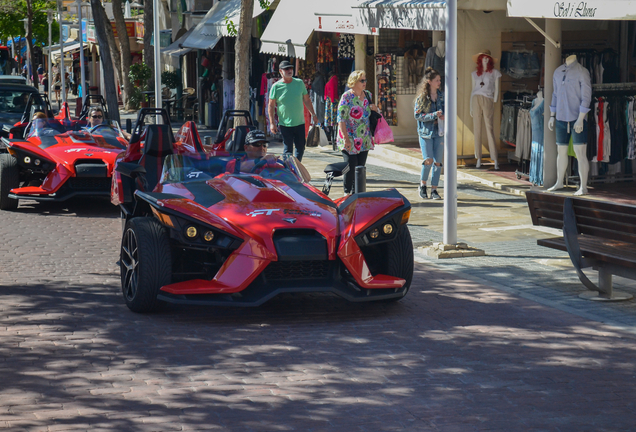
[120,217,172,313]
[0,153,19,210]
[383,225,414,301]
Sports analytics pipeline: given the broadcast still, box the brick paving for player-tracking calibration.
[1,148,636,430]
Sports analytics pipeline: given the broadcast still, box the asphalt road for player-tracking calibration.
[1,147,635,431]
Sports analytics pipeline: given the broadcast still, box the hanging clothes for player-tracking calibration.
[529,98,544,186]
[324,74,339,128]
[317,38,334,64]
[223,79,235,112]
[338,34,355,60]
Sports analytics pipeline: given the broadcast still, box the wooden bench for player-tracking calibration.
[526,191,636,301]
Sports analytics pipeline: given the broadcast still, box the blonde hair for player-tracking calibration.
[347,70,366,88]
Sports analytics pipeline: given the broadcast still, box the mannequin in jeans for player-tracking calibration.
[547,54,592,196]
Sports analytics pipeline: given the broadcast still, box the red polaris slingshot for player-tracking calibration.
[0,111,128,210]
[112,109,414,313]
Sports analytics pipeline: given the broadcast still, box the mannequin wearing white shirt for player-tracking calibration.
[548,54,590,196]
[470,54,501,169]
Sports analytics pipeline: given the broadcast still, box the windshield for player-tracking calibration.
[160,154,304,185]
[0,89,38,114]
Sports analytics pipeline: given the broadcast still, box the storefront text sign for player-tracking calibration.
[508,0,636,20]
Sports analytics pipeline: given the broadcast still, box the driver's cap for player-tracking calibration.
[245,130,268,145]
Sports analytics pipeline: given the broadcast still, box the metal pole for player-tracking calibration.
[23,20,30,85]
[47,13,53,102]
[443,0,457,245]
[153,0,162,119]
[77,0,86,100]
[58,1,66,105]
[354,166,366,194]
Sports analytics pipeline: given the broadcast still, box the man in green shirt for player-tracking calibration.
[268,60,317,162]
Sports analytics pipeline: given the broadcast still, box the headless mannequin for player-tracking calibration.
[547,55,589,196]
[470,56,501,169]
[535,89,543,102]
[435,41,445,58]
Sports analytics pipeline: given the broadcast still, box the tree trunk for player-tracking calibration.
[111,0,133,110]
[103,11,123,108]
[26,0,38,88]
[90,0,120,124]
[234,0,253,125]
[143,0,154,91]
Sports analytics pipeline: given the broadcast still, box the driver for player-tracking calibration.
[225,130,281,174]
[27,112,48,138]
[84,107,131,140]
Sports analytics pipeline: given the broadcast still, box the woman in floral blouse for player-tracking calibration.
[336,70,379,195]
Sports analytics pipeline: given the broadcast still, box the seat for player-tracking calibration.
[173,88,198,121]
[138,124,175,192]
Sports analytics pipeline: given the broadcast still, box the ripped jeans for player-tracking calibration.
[419,135,444,186]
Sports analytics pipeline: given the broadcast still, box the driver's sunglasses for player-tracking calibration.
[249,142,267,148]
[91,115,103,119]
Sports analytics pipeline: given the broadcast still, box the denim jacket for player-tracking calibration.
[415,90,444,139]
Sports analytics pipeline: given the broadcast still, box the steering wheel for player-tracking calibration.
[250,157,268,173]
[88,124,112,134]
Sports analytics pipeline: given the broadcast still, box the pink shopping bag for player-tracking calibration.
[374,116,394,144]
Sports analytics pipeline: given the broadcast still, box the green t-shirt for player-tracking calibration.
[269,78,307,127]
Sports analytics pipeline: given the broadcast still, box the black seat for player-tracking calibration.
[324,161,350,177]
[138,124,175,191]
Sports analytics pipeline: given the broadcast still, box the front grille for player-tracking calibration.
[67,177,112,191]
[264,260,331,280]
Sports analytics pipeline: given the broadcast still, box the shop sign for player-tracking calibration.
[81,19,87,43]
[507,1,636,20]
[111,21,136,38]
[135,22,144,39]
[315,15,374,35]
[62,25,70,42]
[87,24,96,43]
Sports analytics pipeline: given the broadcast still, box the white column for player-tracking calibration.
[443,0,457,245]
[47,13,53,102]
[543,19,561,188]
[354,34,366,71]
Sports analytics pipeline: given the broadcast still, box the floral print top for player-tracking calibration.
[336,90,375,154]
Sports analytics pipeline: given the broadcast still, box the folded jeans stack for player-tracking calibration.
[501,51,541,79]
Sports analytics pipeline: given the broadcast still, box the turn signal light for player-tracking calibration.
[401,209,411,225]
[151,207,175,228]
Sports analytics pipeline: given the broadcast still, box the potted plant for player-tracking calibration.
[161,70,179,99]
[128,63,152,107]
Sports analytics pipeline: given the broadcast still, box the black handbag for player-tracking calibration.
[365,91,382,135]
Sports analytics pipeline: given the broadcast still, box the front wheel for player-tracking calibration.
[0,153,19,210]
[120,217,172,313]
[383,225,414,301]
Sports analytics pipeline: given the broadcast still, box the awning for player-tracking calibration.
[181,0,268,50]
[313,0,374,35]
[50,41,81,59]
[260,0,315,59]
[507,0,636,20]
[354,0,446,31]
[161,27,195,70]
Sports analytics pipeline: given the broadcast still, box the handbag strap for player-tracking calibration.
[364,90,372,105]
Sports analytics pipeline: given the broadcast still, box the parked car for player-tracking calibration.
[0,83,41,135]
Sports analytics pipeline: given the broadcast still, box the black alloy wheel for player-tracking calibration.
[120,217,172,313]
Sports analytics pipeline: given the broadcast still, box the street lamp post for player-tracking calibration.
[153,0,162,117]
[76,0,88,100]
[45,10,54,102]
[57,0,66,105]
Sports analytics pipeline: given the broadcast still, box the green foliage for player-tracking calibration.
[0,0,59,46]
[129,63,152,90]
[161,70,179,90]
[224,0,270,37]
[128,87,144,109]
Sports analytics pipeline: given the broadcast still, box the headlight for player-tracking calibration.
[203,231,215,242]
[383,224,393,235]
[185,226,197,238]
[370,228,379,239]
[24,156,31,164]
[34,159,41,166]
